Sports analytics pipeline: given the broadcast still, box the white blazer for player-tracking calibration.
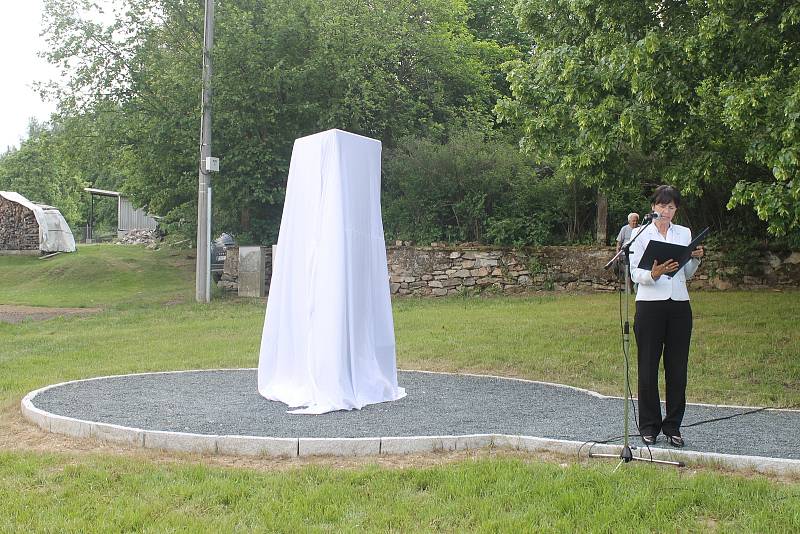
[629,222,700,301]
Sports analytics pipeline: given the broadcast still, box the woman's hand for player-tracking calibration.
[651,259,679,280]
[691,245,704,259]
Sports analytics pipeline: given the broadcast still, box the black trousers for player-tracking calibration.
[634,299,692,436]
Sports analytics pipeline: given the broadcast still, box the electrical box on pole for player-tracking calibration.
[205,157,220,172]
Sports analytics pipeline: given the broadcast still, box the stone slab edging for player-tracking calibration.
[20,369,800,475]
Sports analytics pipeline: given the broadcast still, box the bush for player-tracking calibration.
[383,131,582,246]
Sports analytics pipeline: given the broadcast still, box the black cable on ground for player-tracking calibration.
[580,402,800,457]
[681,403,800,428]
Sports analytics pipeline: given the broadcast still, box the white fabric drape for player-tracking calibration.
[257,129,405,414]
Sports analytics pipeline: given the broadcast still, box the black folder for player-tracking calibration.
[638,227,710,274]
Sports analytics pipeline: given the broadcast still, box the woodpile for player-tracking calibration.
[0,196,39,251]
[116,228,161,247]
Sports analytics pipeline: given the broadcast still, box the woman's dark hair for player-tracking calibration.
[650,185,681,207]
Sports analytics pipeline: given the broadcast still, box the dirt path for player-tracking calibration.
[0,305,102,324]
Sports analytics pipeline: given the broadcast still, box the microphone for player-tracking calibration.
[643,212,661,222]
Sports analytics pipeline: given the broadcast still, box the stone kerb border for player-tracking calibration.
[21,369,800,475]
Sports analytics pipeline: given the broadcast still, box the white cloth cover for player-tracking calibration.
[0,191,76,253]
[257,129,406,414]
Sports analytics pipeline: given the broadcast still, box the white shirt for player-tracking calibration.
[629,222,700,301]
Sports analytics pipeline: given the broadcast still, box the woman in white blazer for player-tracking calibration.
[629,185,704,447]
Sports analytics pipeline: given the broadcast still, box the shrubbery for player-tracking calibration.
[382,131,594,246]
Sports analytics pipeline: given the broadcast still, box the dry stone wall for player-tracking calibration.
[0,196,39,252]
[690,248,800,290]
[219,243,800,296]
[387,245,617,295]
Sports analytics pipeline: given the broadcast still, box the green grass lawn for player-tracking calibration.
[1,452,798,532]
[0,244,195,308]
[1,245,798,531]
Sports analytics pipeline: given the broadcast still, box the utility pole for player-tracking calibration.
[195,0,215,303]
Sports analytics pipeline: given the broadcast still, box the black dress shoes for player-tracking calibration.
[641,434,657,446]
[665,434,685,448]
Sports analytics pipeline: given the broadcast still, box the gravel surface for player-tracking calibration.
[31,369,800,460]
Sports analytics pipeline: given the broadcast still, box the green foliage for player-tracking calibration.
[383,131,613,246]
[0,121,85,225]
[13,0,796,246]
[704,231,770,278]
[465,0,532,49]
[484,214,551,247]
[498,0,800,239]
[383,131,550,244]
[37,0,514,244]
[492,169,602,245]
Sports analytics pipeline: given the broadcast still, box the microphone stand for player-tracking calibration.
[591,218,684,469]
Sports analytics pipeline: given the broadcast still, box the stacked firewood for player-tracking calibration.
[0,197,39,250]
[116,228,161,246]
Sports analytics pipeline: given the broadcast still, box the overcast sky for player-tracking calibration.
[0,1,61,151]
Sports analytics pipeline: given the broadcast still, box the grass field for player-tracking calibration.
[1,245,798,532]
[1,452,798,532]
[0,245,195,308]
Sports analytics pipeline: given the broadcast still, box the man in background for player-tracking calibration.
[616,212,640,292]
[616,212,640,252]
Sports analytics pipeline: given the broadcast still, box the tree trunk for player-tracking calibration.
[568,180,578,242]
[596,189,608,245]
[240,206,251,232]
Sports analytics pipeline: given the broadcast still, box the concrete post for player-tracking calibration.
[238,246,266,297]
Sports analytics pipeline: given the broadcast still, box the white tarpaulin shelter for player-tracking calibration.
[257,129,406,414]
[0,191,76,253]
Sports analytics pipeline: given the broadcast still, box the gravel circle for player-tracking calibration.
[30,369,800,460]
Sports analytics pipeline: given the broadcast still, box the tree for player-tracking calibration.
[382,130,594,246]
[497,0,800,240]
[39,0,513,244]
[0,120,85,225]
[383,131,525,243]
[465,0,532,50]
